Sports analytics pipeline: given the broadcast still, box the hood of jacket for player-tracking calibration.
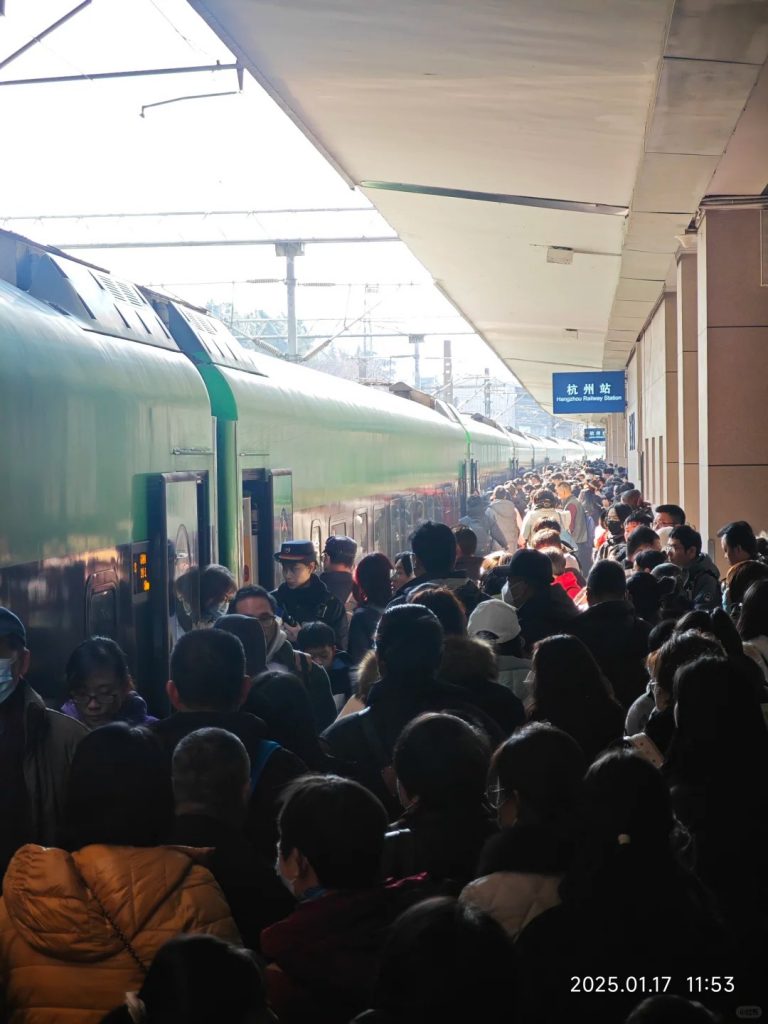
[402,571,471,597]
[461,870,561,939]
[2,843,211,962]
[266,624,290,662]
[488,500,518,524]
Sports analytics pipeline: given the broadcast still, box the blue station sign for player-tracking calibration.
[552,371,626,414]
[584,427,606,443]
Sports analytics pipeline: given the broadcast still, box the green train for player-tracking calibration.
[0,230,596,710]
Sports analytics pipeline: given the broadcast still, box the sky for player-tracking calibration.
[0,0,531,414]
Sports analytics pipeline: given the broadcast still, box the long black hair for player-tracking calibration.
[246,669,337,772]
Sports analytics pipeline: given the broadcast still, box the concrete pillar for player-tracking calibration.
[676,248,700,529]
[697,207,768,572]
[662,293,679,504]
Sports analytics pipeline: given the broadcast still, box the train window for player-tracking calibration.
[411,496,427,532]
[353,510,369,553]
[329,518,347,538]
[272,471,294,555]
[88,587,117,639]
[310,520,323,562]
[390,497,410,554]
[373,506,389,553]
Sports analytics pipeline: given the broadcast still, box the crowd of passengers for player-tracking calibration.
[1,462,768,1022]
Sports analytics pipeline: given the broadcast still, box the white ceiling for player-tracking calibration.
[190,0,768,411]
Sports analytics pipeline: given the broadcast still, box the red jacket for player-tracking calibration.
[261,877,431,1024]
[554,571,583,601]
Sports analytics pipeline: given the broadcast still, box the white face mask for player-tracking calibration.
[0,656,19,705]
[275,854,295,896]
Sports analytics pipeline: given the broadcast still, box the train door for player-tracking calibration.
[353,509,370,554]
[242,469,294,590]
[459,461,468,516]
[146,470,210,713]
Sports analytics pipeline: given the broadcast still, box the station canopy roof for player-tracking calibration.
[190,0,768,412]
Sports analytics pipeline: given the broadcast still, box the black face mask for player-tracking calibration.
[607,519,624,538]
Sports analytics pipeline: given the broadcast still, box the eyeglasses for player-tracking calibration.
[486,781,506,811]
[254,613,276,624]
[71,686,121,706]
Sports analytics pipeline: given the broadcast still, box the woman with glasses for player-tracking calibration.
[61,637,156,730]
[461,723,585,940]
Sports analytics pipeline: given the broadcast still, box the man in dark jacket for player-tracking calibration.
[0,608,86,877]
[170,726,294,950]
[502,549,578,654]
[319,535,357,607]
[272,540,348,650]
[666,525,721,610]
[263,775,433,1024]
[151,628,305,860]
[388,521,485,615]
[229,584,337,732]
[570,561,651,709]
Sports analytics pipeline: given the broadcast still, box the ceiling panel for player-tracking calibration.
[191,0,768,411]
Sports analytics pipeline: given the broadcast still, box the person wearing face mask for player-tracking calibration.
[500,549,578,655]
[460,723,585,939]
[594,502,632,561]
[262,774,431,1024]
[0,607,86,879]
[229,585,336,733]
[199,564,238,626]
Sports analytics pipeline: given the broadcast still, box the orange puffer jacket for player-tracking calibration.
[0,844,241,1024]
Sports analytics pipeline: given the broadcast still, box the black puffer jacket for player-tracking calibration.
[272,574,348,649]
[569,600,651,709]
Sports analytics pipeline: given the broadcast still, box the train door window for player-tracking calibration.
[86,571,118,638]
[272,470,294,556]
[329,518,347,538]
[470,459,479,493]
[373,506,389,554]
[243,470,276,590]
[353,509,369,553]
[310,520,323,562]
[148,471,209,711]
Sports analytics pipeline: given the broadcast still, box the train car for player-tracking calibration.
[146,292,471,589]
[459,413,516,494]
[0,232,215,707]
[551,437,584,463]
[504,428,535,473]
[520,432,549,468]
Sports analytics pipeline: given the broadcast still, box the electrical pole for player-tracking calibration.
[484,367,492,417]
[409,334,424,390]
[443,339,453,404]
[275,241,304,359]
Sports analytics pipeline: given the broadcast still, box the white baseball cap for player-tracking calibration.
[467,599,521,644]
